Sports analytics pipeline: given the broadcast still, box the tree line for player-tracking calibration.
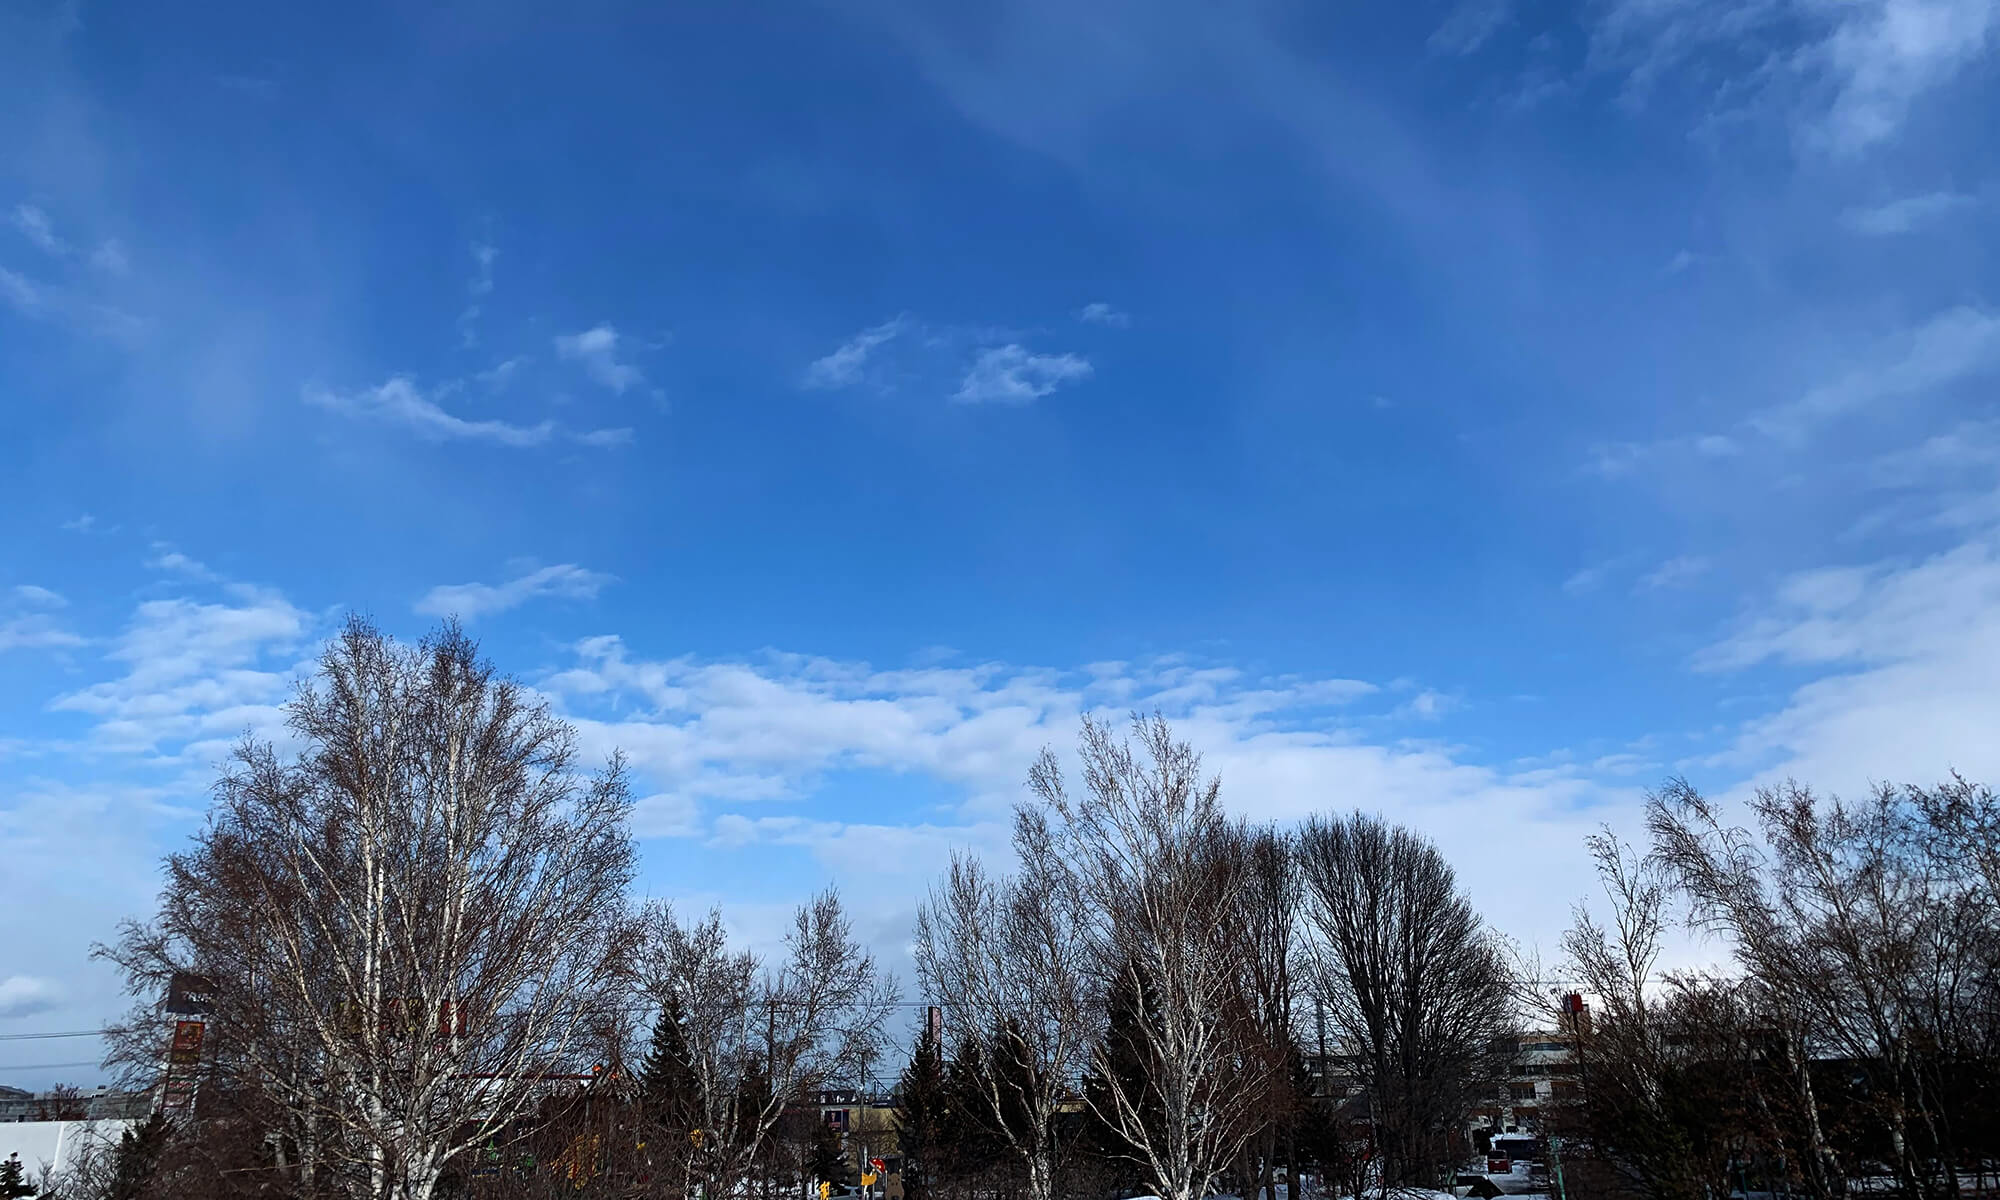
[31,621,2000,1200]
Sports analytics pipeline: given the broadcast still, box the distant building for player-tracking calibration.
[0,1086,152,1124]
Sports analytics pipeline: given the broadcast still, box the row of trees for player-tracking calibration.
[1543,777,2000,1200]
[37,620,2000,1200]
[909,715,1513,1200]
[78,622,897,1200]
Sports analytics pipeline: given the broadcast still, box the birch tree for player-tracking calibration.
[1029,714,1275,1200]
[1646,776,2000,1200]
[634,892,897,1200]
[98,618,639,1200]
[913,826,1094,1200]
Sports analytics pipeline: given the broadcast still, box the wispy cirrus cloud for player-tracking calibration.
[952,344,1093,405]
[8,203,125,273]
[555,324,644,393]
[457,241,497,347]
[10,203,67,255]
[1429,0,1513,55]
[1585,0,1998,155]
[415,563,615,620]
[1636,554,1712,592]
[803,315,911,389]
[1842,191,1977,235]
[89,238,128,275]
[0,616,85,653]
[0,266,45,316]
[1753,306,2000,441]
[305,376,628,449]
[12,585,66,608]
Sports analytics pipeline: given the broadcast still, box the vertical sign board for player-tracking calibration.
[162,973,214,1113]
[164,1016,206,1111]
[926,1005,942,1044]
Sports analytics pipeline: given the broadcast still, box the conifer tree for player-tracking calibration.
[0,1154,32,1200]
[106,1112,170,1200]
[895,1027,950,1200]
[640,990,700,1132]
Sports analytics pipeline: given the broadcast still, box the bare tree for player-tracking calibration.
[1231,825,1304,1200]
[1028,714,1275,1200]
[1298,811,1513,1196]
[97,618,639,1200]
[1558,826,1763,1200]
[635,891,897,1200]
[1648,776,2000,1200]
[914,825,1094,1200]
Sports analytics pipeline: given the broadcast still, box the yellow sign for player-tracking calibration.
[690,1129,704,1147]
[862,1173,878,1186]
[819,1184,831,1200]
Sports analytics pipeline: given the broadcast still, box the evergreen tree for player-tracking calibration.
[895,1027,950,1200]
[810,1119,849,1188]
[0,1154,32,1200]
[1082,955,1166,1194]
[939,1038,1007,1195]
[106,1112,170,1200]
[640,990,700,1130]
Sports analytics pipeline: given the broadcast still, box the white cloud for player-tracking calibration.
[1429,0,1513,54]
[1399,689,1460,719]
[1563,563,1615,594]
[305,376,606,448]
[469,241,496,295]
[571,426,635,448]
[0,616,85,653]
[1755,306,2000,439]
[1587,0,1998,155]
[415,563,615,620]
[1637,554,1713,591]
[475,356,528,390]
[50,588,310,758]
[0,975,62,1019]
[541,636,1625,951]
[89,238,128,275]
[146,543,217,581]
[9,203,67,255]
[1,266,44,316]
[1842,191,1977,235]
[952,344,1093,404]
[12,585,66,608]
[1585,432,1739,478]
[1869,420,2000,488]
[458,241,497,347]
[1812,0,1999,156]
[555,324,644,393]
[60,514,102,533]
[1698,529,2000,796]
[1075,302,1131,328]
[803,315,911,389]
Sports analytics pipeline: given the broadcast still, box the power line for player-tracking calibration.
[0,1030,103,1042]
[0,1061,104,1073]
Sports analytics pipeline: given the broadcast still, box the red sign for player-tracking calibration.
[871,1158,887,1174]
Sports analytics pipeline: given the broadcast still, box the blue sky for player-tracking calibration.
[4,0,2000,1083]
